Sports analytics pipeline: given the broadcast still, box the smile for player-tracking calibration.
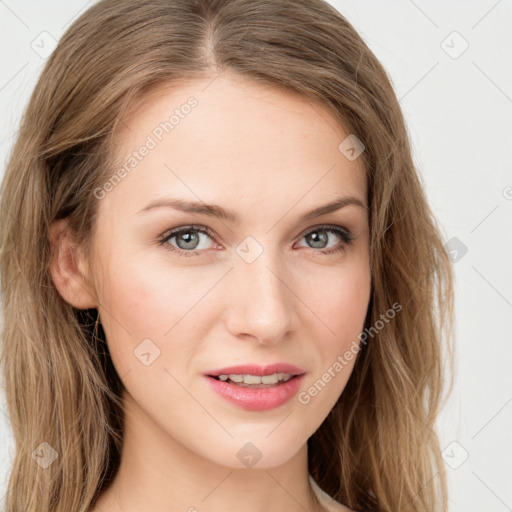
[204,374,305,411]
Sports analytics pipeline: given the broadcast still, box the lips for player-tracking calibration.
[203,363,306,410]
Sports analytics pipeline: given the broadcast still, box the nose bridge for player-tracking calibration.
[225,242,296,343]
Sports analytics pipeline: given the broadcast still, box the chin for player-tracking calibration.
[199,430,307,470]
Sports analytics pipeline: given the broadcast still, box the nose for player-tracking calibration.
[223,253,297,345]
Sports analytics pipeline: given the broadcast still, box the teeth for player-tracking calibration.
[216,373,293,385]
[261,374,279,384]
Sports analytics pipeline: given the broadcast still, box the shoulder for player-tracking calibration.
[322,499,355,512]
[309,474,355,512]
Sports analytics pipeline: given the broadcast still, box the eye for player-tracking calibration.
[296,225,354,255]
[158,225,217,257]
[157,224,354,257]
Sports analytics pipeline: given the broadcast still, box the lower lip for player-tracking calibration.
[204,374,306,411]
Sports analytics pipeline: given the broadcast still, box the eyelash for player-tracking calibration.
[157,224,354,258]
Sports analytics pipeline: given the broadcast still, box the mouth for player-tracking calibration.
[203,363,306,410]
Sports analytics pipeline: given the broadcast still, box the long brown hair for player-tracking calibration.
[0,1,454,510]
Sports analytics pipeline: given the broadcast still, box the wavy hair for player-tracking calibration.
[0,1,454,510]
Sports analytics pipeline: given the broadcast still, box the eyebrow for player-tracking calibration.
[136,195,367,223]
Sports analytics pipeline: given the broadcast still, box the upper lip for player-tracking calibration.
[205,363,306,377]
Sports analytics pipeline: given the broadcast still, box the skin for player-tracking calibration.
[50,71,370,512]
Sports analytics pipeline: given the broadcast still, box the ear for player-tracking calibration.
[49,218,98,309]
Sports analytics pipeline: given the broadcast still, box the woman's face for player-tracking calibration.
[88,72,371,468]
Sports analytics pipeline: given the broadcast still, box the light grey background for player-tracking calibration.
[0,1,511,511]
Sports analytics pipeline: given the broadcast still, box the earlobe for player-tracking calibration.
[49,219,97,309]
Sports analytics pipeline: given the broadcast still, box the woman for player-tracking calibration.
[0,1,454,511]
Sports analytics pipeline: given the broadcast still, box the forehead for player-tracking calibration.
[104,73,367,218]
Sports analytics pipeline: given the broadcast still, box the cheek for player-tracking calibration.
[104,265,167,336]
[308,263,371,345]
[97,253,220,371]
[102,251,201,333]
[297,266,370,416]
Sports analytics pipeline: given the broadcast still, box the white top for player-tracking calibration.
[309,474,353,511]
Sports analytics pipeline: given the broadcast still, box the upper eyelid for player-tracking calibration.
[161,225,215,241]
